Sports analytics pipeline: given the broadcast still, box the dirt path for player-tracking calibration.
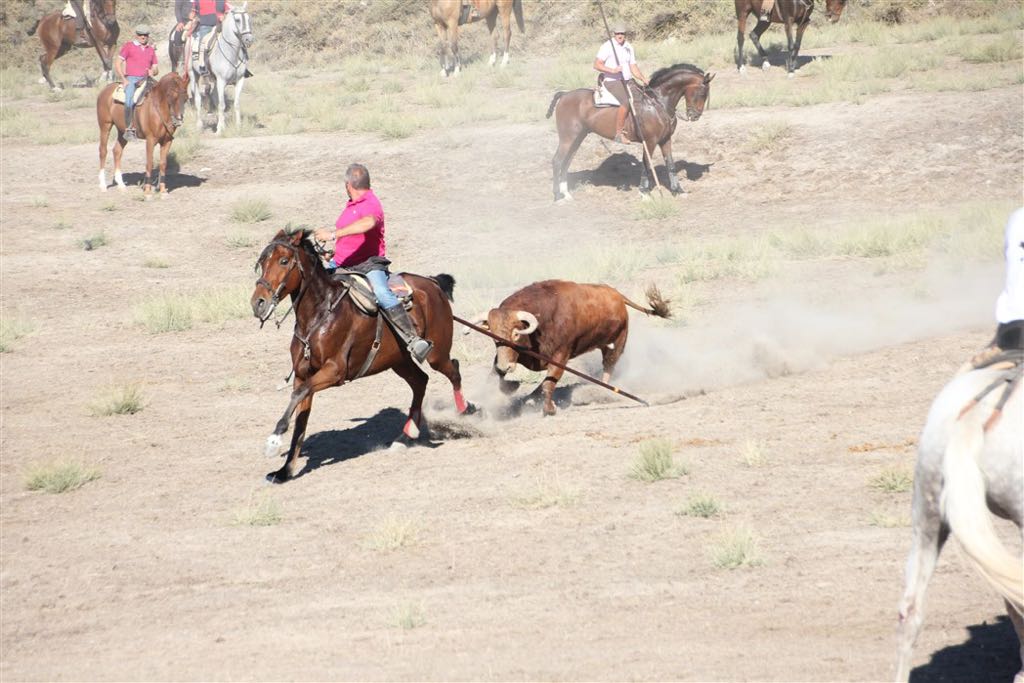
[1,52,1021,681]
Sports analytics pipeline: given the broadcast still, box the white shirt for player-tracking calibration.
[995,207,1024,323]
[596,39,636,81]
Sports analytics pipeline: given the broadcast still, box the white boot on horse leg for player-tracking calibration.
[501,52,510,67]
[114,170,126,190]
[489,51,496,67]
[98,169,107,191]
[739,64,747,75]
[558,181,573,202]
[264,433,282,458]
[762,60,771,71]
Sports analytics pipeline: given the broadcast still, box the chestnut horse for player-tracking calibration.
[429,0,525,76]
[251,229,475,484]
[735,0,847,75]
[546,63,714,201]
[96,72,190,196]
[28,0,119,90]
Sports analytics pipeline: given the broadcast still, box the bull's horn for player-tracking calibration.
[513,310,538,337]
[462,312,490,335]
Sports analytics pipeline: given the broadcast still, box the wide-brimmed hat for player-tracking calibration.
[611,22,629,34]
[135,24,151,35]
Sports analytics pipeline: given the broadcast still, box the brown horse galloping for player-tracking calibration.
[251,229,475,484]
[429,0,525,76]
[735,0,847,75]
[96,72,189,196]
[28,0,120,90]
[546,64,714,202]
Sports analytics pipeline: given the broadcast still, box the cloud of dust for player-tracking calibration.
[614,263,1003,397]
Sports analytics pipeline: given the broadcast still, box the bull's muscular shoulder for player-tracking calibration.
[500,279,626,322]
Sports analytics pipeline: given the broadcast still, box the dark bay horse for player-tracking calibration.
[96,72,189,196]
[429,0,525,76]
[28,0,119,90]
[546,64,714,201]
[251,230,474,484]
[735,0,847,75]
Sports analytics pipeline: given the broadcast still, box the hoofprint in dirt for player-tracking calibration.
[1,64,1022,682]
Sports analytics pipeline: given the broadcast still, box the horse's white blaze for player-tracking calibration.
[265,434,282,457]
[98,169,107,191]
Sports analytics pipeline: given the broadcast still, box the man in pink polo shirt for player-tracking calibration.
[314,164,433,363]
[116,25,159,141]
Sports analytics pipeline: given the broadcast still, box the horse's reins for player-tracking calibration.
[255,239,309,329]
[215,11,251,73]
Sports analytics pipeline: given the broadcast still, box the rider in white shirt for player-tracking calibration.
[593,23,648,144]
[966,207,1024,370]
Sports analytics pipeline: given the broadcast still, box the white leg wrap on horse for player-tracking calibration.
[265,434,282,458]
[489,52,497,66]
[501,53,510,67]
[559,181,571,200]
[762,61,771,71]
[98,170,107,191]
[114,170,125,187]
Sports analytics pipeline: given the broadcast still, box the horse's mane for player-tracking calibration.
[649,63,705,88]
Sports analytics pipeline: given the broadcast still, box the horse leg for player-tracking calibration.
[192,72,203,128]
[736,13,748,73]
[98,120,111,191]
[265,364,343,458]
[449,24,461,76]
[266,393,313,484]
[790,20,808,76]
[434,22,450,76]
[233,76,246,128]
[158,141,170,196]
[144,136,156,197]
[783,18,796,75]
[750,17,771,69]
[486,13,498,66]
[1007,601,1024,683]
[600,327,629,384]
[215,78,227,135]
[660,138,683,194]
[895,468,949,682]
[430,356,475,415]
[40,43,60,90]
[500,4,512,66]
[552,128,587,202]
[391,361,429,443]
[112,132,127,190]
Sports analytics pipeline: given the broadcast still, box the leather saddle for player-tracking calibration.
[112,78,152,105]
[331,270,414,315]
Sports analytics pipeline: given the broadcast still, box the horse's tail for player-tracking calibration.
[432,273,456,302]
[27,19,40,36]
[546,91,566,119]
[513,0,525,33]
[941,413,1024,610]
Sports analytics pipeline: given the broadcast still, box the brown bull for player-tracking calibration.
[475,280,670,415]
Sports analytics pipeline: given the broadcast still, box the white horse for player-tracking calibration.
[189,2,252,135]
[895,359,1023,681]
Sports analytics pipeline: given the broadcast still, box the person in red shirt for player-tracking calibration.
[189,0,226,75]
[313,164,433,363]
[115,25,159,140]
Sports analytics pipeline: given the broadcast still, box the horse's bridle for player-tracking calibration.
[254,238,307,327]
[216,10,252,72]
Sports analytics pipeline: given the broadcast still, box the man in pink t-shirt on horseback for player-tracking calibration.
[115,25,159,141]
[313,164,433,363]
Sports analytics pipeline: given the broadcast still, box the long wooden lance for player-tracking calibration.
[597,2,664,196]
[453,315,650,407]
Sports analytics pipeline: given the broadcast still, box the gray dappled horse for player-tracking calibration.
[895,360,1023,681]
[189,3,252,134]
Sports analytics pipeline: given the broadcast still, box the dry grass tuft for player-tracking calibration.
[90,384,145,416]
[25,461,100,493]
[368,516,420,551]
[870,467,913,493]
[710,525,764,569]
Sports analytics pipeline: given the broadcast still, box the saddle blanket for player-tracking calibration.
[334,271,414,315]
[112,80,149,105]
[61,0,90,19]
[594,84,620,108]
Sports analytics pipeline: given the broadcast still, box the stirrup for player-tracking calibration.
[409,338,433,363]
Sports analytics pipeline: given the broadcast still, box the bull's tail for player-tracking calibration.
[28,19,41,36]
[513,0,525,32]
[432,273,456,302]
[546,91,566,119]
[623,284,672,319]
[942,412,1024,610]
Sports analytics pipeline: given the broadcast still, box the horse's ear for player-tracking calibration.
[704,72,715,84]
[241,1,248,10]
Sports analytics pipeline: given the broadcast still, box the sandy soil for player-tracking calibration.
[1,42,1022,682]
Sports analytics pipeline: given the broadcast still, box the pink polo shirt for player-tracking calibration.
[119,41,157,77]
[333,189,386,267]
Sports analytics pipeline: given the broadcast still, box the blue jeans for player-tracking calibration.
[366,268,399,309]
[123,75,145,129]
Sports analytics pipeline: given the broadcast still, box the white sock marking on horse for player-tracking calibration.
[501,53,510,67]
[98,170,107,191]
[762,61,771,71]
[265,434,282,457]
[489,52,497,66]
[114,170,125,188]
[558,181,572,200]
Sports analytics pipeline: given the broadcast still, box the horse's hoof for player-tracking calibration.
[264,472,287,485]
[389,438,409,451]
[37,77,47,85]
[739,65,747,75]
[787,71,795,79]
[265,434,282,458]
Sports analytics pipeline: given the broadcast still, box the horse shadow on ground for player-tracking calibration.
[119,171,205,192]
[567,152,712,194]
[910,615,1020,682]
[289,407,441,480]
[747,45,832,71]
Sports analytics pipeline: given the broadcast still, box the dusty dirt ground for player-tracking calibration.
[1,37,1023,682]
